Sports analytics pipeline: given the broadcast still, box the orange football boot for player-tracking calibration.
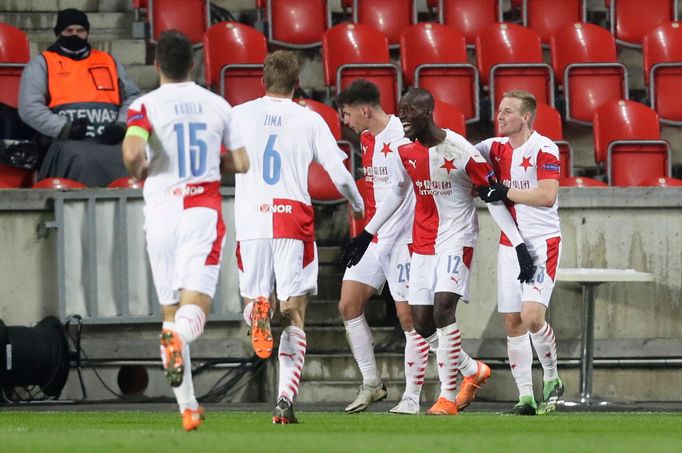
[455,360,491,411]
[160,329,184,387]
[182,406,205,431]
[251,297,274,359]
[426,397,458,415]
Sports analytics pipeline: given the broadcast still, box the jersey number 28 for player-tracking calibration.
[174,122,207,178]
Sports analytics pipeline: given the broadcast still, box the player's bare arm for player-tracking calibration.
[220,147,249,174]
[507,178,559,208]
[122,134,149,181]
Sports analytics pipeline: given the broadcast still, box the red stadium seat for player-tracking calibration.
[550,22,628,125]
[559,176,607,187]
[642,22,682,125]
[433,100,466,138]
[149,0,210,46]
[609,0,677,48]
[132,0,149,20]
[400,23,479,123]
[0,23,30,109]
[348,177,371,237]
[267,0,330,49]
[294,98,342,139]
[476,23,554,120]
[322,23,402,115]
[203,22,267,106]
[0,163,34,188]
[593,100,671,186]
[439,0,502,47]
[522,0,586,45]
[353,0,416,48]
[108,177,144,189]
[33,178,87,189]
[638,176,682,187]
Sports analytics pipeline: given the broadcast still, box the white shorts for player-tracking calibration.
[237,238,318,301]
[497,236,562,313]
[342,241,411,301]
[145,204,225,306]
[409,247,475,306]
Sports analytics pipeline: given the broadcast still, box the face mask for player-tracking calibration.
[57,34,88,52]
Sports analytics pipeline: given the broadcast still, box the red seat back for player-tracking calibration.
[203,22,267,106]
[610,0,677,47]
[551,22,626,124]
[532,103,563,140]
[593,99,661,164]
[477,23,551,118]
[0,23,30,109]
[0,163,34,188]
[348,177,371,236]
[433,100,466,137]
[33,178,87,189]
[108,177,144,189]
[294,98,342,140]
[440,0,501,46]
[150,0,209,45]
[322,23,399,114]
[642,21,682,123]
[354,0,415,47]
[268,0,329,48]
[523,0,585,45]
[400,23,477,122]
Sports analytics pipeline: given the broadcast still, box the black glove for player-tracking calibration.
[477,177,509,203]
[67,118,88,140]
[515,243,536,284]
[340,229,373,268]
[99,122,126,145]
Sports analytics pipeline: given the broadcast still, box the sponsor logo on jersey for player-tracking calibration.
[500,179,531,190]
[259,203,293,214]
[408,159,417,168]
[172,185,205,197]
[414,179,452,196]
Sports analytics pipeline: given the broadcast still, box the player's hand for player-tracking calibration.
[351,207,365,220]
[340,229,373,268]
[477,176,509,203]
[515,243,536,284]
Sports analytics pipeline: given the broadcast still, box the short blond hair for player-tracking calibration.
[503,90,537,124]
[263,50,299,95]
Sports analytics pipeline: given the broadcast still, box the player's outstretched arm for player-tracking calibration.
[122,133,149,181]
[221,147,249,174]
[325,161,364,216]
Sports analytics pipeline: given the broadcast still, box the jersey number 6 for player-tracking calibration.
[263,134,282,185]
[174,122,207,178]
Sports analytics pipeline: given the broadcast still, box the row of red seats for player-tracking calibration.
[0,166,144,189]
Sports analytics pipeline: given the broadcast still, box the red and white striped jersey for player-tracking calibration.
[360,115,414,245]
[393,130,495,255]
[232,96,357,241]
[127,81,244,203]
[475,131,561,244]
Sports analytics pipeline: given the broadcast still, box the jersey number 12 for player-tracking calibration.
[174,122,207,178]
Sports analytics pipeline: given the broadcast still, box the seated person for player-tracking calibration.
[18,8,141,187]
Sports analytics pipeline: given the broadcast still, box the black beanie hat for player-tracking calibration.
[54,8,90,36]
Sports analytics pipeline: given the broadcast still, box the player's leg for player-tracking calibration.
[497,243,536,415]
[271,239,316,424]
[389,301,425,415]
[237,239,276,358]
[522,237,563,414]
[339,243,388,413]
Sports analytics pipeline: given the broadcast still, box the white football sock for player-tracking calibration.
[402,329,428,402]
[530,322,559,381]
[277,326,307,402]
[344,314,380,388]
[507,334,534,398]
[436,323,461,402]
[161,322,198,413]
[173,304,206,344]
[458,350,479,377]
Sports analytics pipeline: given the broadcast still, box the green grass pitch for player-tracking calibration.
[1,411,680,452]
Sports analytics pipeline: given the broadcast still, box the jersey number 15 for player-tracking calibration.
[174,122,207,178]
